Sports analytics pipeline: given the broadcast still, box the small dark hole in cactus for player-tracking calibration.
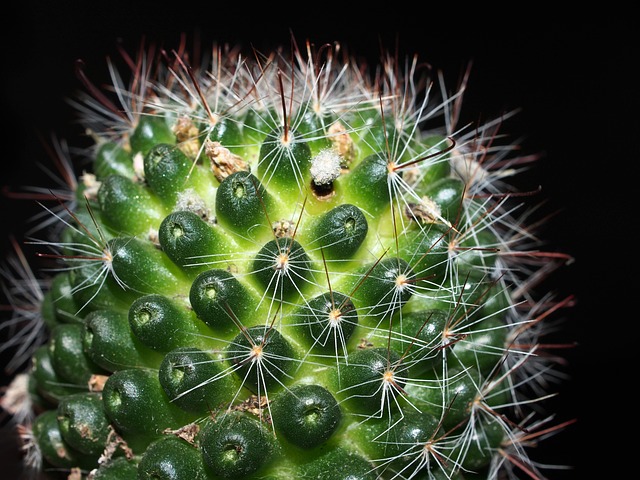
[310,178,335,200]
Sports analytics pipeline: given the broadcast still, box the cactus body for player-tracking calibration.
[0,38,573,479]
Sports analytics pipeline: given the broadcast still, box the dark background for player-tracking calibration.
[0,3,633,479]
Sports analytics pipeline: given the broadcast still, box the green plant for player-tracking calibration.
[0,37,574,479]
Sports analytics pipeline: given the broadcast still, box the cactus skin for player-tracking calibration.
[0,38,574,480]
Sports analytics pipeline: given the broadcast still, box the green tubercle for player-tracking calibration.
[128,294,210,352]
[270,384,342,449]
[83,309,164,371]
[48,323,106,385]
[107,236,188,296]
[189,268,260,335]
[200,411,279,478]
[158,346,238,414]
[258,127,312,199]
[32,410,98,470]
[56,392,111,456]
[158,210,236,275]
[97,174,166,235]
[101,368,196,451]
[129,115,176,156]
[138,435,210,480]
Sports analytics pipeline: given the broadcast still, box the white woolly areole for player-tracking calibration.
[133,152,145,181]
[310,149,342,185]
[175,188,210,220]
[0,373,32,418]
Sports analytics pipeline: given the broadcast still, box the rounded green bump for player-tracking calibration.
[349,109,400,160]
[412,134,453,190]
[48,271,84,324]
[65,255,131,312]
[342,151,393,216]
[205,116,248,158]
[226,325,296,393]
[129,115,176,156]
[108,236,187,296]
[215,170,274,238]
[128,294,206,352]
[49,323,106,385]
[200,411,278,479]
[97,174,166,235]
[30,345,79,404]
[338,347,404,413]
[413,366,482,431]
[158,210,233,274]
[138,435,209,480]
[143,143,192,205]
[159,346,237,414]
[88,456,139,479]
[297,446,377,480]
[257,127,312,195]
[351,256,414,323]
[308,203,368,260]
[389,308,450,374]
[421,177,465,224]
[291,291,358,353]
[241,108,278,164]
[94,141,135,180]
[270,384,342,449]
[32,410,98,470]
[292,103,333,154]
[189,269,259,334]
[251,238,312,301]
[355,410,440,468]
[397,222,450,288]
[449,316,508,375]
[101,368,195,450]
[56,392,110,456]
[453,227,500,275]
[82,309,163,372]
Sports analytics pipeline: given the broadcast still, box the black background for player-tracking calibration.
[0,3,634,479]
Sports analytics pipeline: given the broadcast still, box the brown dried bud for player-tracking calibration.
[328,121,355,167]
[172,115,201,158]
[205,139,249,182]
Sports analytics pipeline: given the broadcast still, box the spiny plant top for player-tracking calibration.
[0,38,574,480]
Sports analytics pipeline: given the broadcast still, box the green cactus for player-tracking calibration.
[0,37,574,479]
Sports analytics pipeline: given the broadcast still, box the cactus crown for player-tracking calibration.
[0,37,573,480]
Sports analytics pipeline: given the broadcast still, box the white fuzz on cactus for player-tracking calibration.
[0,36,575,480]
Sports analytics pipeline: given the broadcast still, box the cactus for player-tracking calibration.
[0,37,574,479]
